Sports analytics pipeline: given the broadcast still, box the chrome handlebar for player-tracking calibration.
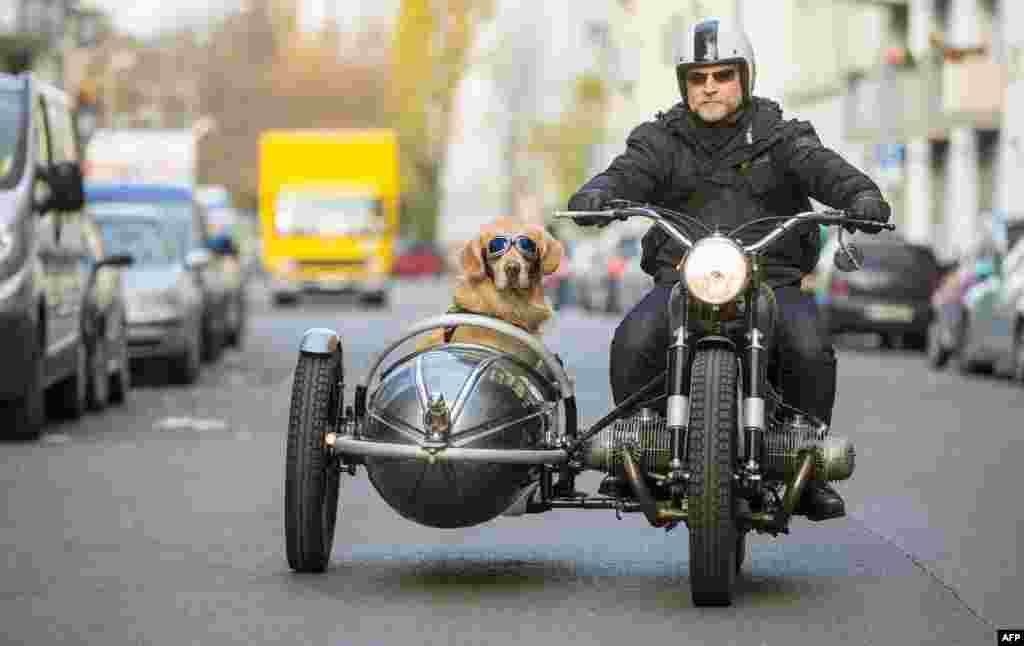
[553,207,893,256]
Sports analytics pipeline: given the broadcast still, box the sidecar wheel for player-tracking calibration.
[285,352,342,573]
[687,346,739,607]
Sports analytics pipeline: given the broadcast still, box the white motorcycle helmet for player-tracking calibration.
[676,17,757,103]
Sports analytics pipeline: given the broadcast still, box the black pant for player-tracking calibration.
[609,283,838,425]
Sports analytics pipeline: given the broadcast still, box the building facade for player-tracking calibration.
[782,0,1014,262]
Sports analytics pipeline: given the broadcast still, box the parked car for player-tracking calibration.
[0,73,134,439]
[942,223,1024,378]
[85,184,243,375]
[393,239,445,278]
[89,203,208,384]
[574,221,651,314]
[815,232,941,350]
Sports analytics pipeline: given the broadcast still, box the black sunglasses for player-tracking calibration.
[486,235,539,259]
[686,68,738,85]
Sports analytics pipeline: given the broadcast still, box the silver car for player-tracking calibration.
[92,207,209,384]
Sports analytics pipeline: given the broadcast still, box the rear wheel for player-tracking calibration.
[687,346,739,607]
[172,326,202,385]
[49,341,87,421]
[1,326,46,439]
[285,351,342,573]
[109,313,130,405]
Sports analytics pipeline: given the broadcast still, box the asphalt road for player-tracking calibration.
[1,278,1020,645]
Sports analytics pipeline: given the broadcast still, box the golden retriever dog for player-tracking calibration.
[417,216,564,364]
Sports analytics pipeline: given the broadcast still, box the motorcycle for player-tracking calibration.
[283,202,891,607]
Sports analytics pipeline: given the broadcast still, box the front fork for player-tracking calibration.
[666,283,691,492]
[741,287,765,486]
[665,285,765,492]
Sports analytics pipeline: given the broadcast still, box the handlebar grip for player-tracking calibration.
[843,218,896,232]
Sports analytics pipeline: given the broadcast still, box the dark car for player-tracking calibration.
[0,74,133,439]
[816,233,941,350]
[85,184,240,372]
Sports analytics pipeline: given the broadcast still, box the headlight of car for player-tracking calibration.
[682,237,750,305]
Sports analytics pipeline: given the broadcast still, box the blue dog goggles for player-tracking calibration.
[486,235,539,260]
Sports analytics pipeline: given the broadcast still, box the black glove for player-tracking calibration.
[567,189,614,227]
[847,195,892,234]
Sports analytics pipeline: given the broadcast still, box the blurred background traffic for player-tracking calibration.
[2,0,1024,427]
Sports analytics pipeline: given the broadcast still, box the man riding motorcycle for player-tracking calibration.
[567,17,891,521]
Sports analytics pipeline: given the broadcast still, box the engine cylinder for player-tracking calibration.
[761,414,855,482]
[583,408,672,476]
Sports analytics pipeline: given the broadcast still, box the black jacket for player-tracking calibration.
[571,97,884,287]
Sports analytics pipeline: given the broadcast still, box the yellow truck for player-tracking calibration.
[259,129,399,307]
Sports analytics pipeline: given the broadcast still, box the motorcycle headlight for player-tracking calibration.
[682,237,749,305]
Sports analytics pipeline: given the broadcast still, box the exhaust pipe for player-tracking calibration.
[621,449,687,527]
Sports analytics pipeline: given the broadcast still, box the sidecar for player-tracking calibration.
[284,315,577,568]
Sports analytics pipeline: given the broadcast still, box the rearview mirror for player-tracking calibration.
[37,161,85,214]
[833,243,863,273]
[97,253,134,269]
[185,248,211,270]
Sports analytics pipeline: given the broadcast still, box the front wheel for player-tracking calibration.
[687,346,739,607]
[284,351,342,573]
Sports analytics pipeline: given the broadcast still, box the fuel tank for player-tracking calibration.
[362,344,559,528]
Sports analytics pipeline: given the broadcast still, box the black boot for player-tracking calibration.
[796,482,846,521]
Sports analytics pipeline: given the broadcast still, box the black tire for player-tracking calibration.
[87,337,110,411]
[903,332,928,352]
[1,327,46,440]
[109,314,130,405]
[360,291,388,308]
[687,345,739,607]
[202,318,225,363]
[927,322,951,370]
[50,341,88,421]
[172,326,202,385]
[273,292,298,307]
[285,351,342,573]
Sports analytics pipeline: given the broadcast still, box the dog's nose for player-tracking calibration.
[505,263,521,278]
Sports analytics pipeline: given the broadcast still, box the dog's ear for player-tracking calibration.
[460,236,486,279]
[540,231,565,276]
